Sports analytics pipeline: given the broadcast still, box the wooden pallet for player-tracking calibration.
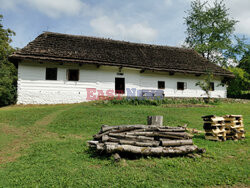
[202,114,245,141]
[205,135,226,141]
[202,115,225,122]
[204,127,225,134]
[226,132,245,140]
[224,115,243,121]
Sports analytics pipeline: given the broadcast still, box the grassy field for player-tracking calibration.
[0,102,249,187]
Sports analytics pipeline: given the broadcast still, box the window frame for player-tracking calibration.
[67,69,79,81]
[177,82,187,90]
[158,81,165,89]
[45,67,57,81]
[115,77,125,94]
[210,82,215,91]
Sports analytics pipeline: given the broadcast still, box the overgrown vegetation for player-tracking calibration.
[195,72,215,103]
[227,67,250,99]
[98,97,221,106]
[0,102,249,187]
[184,0,247,67]
[184,0,250,99]
[0,14,17,107]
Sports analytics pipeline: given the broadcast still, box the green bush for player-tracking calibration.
[0,14,17,107]
[0,62,17,106]
[227,67,250,99]
[98,97,220,106]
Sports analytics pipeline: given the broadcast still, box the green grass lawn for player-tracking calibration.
[0,102,249,187]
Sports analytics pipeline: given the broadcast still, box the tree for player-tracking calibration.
[184,0,247,67]
[226,49,250,99]
[0,14,17,106]
[238,50,250,74]
[195,72,214,103]
[227,67,250,98]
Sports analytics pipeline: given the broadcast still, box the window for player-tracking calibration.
[67,69,79,81]
[210,82,214,91]
[158,81,165,89]
[115,77,125,94]
[177,82,187,90]
[46,68,57,80]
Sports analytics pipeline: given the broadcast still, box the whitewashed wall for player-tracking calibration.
[17,61,227,104]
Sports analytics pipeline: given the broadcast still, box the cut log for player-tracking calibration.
[129,128,185,132]
[96,143,105,150]
[101,124,149,132]
[119,139,160,147]
[87,141,99,148]
[103,136,159,145]
[113,153,121,162]
[108,133,155,141]
[100,124,185,133]
[126,131,188,137]
[161,139,193,146]
[147,116,163,126]
[104,144,198,156]
[87,140,99,145]
[110,132,190,139]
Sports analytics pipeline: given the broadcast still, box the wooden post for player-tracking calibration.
[147,116,163,126]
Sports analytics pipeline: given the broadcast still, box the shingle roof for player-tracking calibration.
[9,32,234,77]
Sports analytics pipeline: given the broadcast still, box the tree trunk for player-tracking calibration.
[147,116,163,126]
[108,133,155,141]
[161,139,193,146]
[103,144,198,156]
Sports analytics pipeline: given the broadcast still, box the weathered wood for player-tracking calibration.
[101,124,149,132]
[109,132,190,140]
[103,136,159,144]
[108,133,155,141]
[113,153,121,162]
[129,128,185,132]
[119,140,160,147]
[100,124,185,133]
[147,116,163,126]
[88,123,203,157]
[126,131,188,137]
[161,139,193,146]
[87,140,99,145]
[103,144,198,156]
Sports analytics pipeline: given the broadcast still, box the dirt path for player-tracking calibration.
[34,106,74,127]
[0,105,84,165]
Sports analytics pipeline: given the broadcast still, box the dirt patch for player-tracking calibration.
[0,105,86,165]
[0,124,32,164]
[0,124,62,164]
[162,104,215,108]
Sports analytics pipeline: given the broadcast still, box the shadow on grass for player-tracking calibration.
[85,147,112,160]
[193,134,205,140]
[84,146,203,161]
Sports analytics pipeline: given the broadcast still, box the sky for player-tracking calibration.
[0,0,250,48]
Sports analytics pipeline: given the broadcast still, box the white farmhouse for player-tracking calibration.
[9,32,234,104]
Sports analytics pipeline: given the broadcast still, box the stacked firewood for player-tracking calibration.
[202,115,226,141]
[224,115,245,140]
[87,124,203,157]
[202,115,245,141]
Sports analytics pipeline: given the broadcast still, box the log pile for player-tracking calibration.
[224,115,245,140]
[202,115,245,141]
[87,124,203,157]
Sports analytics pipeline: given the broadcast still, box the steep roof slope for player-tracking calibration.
[9,32,233,77]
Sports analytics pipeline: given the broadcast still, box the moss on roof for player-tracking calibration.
[9,32,233,77]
